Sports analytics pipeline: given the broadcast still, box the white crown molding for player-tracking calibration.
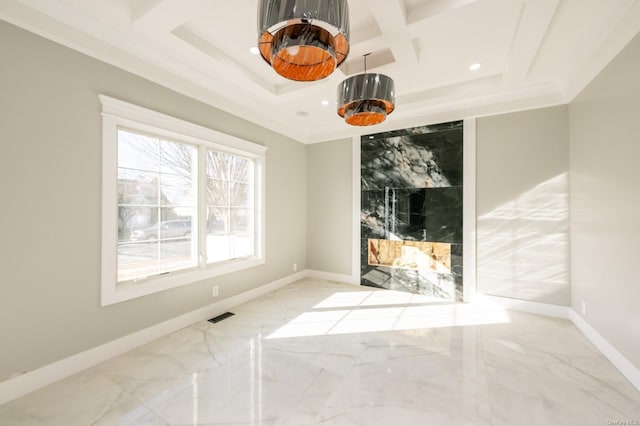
[0,1,310,143]
[5,0,636,145]
[562,0,640,102]
[307,82,564,144]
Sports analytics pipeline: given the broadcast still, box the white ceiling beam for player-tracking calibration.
[405,0,479,24]
[563,0,640,102]
[130,0,162,22]
[171,25,277,96]
[130,0,202,32]
[350,19,383,44]
[502,0,560,85]
[367,0,419,67]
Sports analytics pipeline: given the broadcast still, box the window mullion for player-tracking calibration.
[249,161,255,253]
[156,140,162,274]
[198,145,207,268]
[227,160,233,258]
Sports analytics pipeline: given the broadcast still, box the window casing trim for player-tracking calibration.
[100,95,266,306]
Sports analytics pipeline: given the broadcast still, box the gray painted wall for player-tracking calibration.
[4,7,638,386]
[307,138,352,276]
[0,21,307,381]
[569,32,640,369]
[306,110,574,308]
[476,106,571,306]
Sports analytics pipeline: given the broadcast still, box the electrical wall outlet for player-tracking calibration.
[212,285,219,298]
[581,301,587,316]
[293,263,297,272]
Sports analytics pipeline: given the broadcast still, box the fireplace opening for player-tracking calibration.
[368,239,451,273]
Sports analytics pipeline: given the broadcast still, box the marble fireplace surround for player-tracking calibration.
[352,118,476,303]
[358,120,471,302]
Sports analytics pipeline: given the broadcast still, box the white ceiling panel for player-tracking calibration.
[1,0,638,143]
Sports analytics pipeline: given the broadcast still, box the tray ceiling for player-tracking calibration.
[2,0,640,143]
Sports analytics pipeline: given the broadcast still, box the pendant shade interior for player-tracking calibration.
[258,0,350,81]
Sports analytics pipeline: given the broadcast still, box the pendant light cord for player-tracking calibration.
[363,52,371,74]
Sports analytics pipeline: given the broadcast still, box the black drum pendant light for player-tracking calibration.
[258,0,350,81]
[337,53,395,126]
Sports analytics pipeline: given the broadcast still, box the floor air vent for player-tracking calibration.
[207,312,235,323]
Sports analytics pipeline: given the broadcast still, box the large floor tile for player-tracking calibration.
[1,279,639,425]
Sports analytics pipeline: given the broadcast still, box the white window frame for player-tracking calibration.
[100,95,266,306]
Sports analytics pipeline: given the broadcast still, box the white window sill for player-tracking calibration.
[101,257,264,306]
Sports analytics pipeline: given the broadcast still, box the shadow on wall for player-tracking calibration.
[477,173,570,305]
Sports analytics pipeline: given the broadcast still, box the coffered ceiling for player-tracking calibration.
[2,0,640,143]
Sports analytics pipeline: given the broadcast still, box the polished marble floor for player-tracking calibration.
[1,279,639,425]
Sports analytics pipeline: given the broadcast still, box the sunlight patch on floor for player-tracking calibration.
[267,290,510,339]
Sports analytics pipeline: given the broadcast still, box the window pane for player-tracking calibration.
[230,183,250,207]
[207,179,229,206]
[118,130,159,172]
[118,206,158,242]
[231,208,251,233]
[232,234,253,258]
[205,149,256,264]
[118,241,160,282]
[118,213,196,281]
[207,235,230,263]
[160,140,196,175]
[159,208,194,241]
[207,207,227,234]
[230,156,251,183]
[118,170,159,206]
[207,151,231,180]
[160,173,195,207]
[159,237,196,273]
[117,130,197,282]
[130,218,160,242]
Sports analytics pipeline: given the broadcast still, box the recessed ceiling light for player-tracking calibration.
[321,100,329,106]
[249,46,260,55]
[469,63,481,71]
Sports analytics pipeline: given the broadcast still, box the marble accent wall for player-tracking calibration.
[361,121,464,301]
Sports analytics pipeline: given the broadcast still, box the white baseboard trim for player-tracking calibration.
[305,269,359,285]
[569,310,640,392]
[483,294,571,319]
[4,275,639,404]
[481,294,640,392]
[0,271,307,406]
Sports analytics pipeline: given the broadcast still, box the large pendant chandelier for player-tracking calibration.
[258,0,350,81]
[337,53,395,126]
